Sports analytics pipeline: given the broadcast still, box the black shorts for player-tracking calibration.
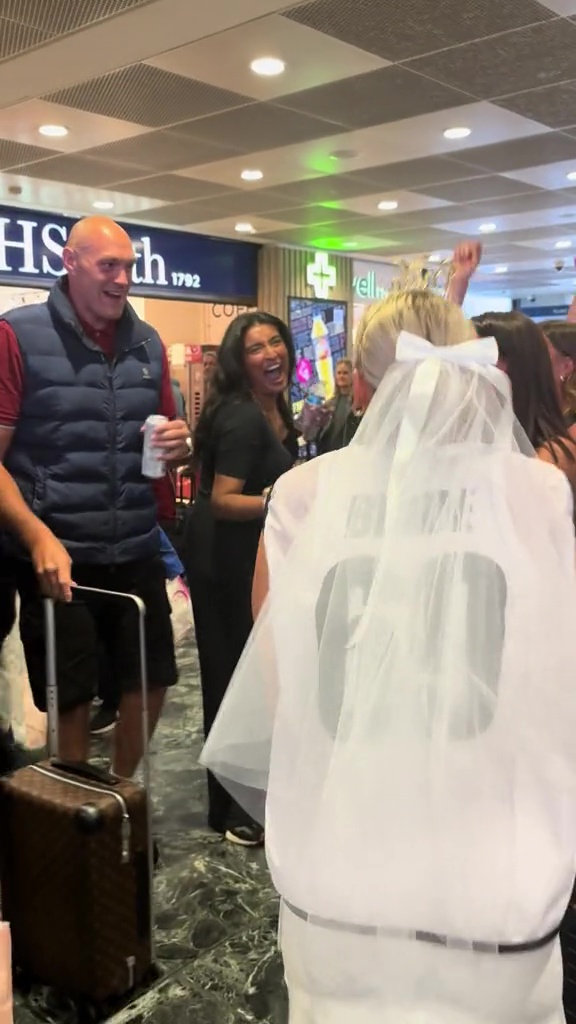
[7,556,178,714]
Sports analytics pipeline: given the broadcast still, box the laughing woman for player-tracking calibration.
[184,311,297,846]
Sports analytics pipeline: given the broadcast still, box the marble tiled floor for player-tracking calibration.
[13,636,287,1024]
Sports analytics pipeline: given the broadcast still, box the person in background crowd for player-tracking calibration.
[317,358,361,454]
[170,377,187,421]
[540,321,576,426]
[0,216,190,777]
[203,349,217,392]
[203,289,576,1024]
[184,311,297,846]
[473,311,576,505]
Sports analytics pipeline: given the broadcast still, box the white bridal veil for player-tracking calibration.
[201,331,576,952]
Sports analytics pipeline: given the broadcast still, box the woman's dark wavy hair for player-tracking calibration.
[473,310,574,461]
[194,311,296,461]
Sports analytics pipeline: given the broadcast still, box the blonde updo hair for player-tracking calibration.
[354,290,475,390]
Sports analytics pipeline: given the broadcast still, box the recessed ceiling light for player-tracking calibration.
[235,222,256,234]
[377,200,398,211]
[428,253,443,263]
[443,127,471,140]
[479,222,497,233]
[92,200,114,210]
[555,239,572,249]
[241,169,263,182]
[38,124,68,138]
[250,57,285,77]
[494,265,508,274]
[567,171,576,181]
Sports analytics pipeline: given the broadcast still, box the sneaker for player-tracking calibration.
[224,823,264,848]
[90,706,119,736]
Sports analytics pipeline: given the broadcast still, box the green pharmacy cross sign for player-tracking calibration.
[306,251,337,300]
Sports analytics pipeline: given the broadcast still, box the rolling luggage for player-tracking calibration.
[0,587,156,1009]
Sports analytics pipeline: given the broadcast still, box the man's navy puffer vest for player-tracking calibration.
[3,280,164,564]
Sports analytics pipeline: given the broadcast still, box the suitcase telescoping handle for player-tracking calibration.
[44,588,149,766]
[43,587,155,960]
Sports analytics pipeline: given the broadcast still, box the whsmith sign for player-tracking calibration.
[0,206,258,303]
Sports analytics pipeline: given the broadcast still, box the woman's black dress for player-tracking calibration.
[184,398,294,833]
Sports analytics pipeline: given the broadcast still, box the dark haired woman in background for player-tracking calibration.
[541,320,576,427]
[473,311,576,502]
[184,311,297,846]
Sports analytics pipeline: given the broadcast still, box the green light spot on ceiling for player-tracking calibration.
[309,236,349,251]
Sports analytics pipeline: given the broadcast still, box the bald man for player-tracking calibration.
[0,216,190,775]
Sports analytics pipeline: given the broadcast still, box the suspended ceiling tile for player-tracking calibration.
[501,158,576,190]
[343,156,474,191]
[456,190,573,217]
[3,0,156,34]
[538,0,576,12]
[278,66,472,130]
[180,104,549,191]
[0,172,166,218]
[0,100,149,153]
[175,103,346,154]
[0,15,51,59]
[0,138,59,171]
[179,189,302,217]
[132,201,240,226]
[175,215,298,237]
[450,133,576,172]
[81,130,239,173]
[254,174,377,203]
[260,222,396,250]
[283,0,554,62]
[137,186,304,225]
[433,204,576,236]
[110,174,236,202]
[406,20,576,100]
[272,204,370,226]
[512,233,576,251]
[9,153,142,187]
[418,175,543,203]
[329,190,453,218]
[145,14,388,101]
[495,82,576,130]
[44,64,251,128]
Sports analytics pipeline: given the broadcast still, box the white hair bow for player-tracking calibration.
[396,330,499,367]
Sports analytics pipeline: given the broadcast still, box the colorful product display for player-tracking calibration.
[288,297,348,414]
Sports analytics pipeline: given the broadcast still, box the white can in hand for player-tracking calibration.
[142,414,167,479]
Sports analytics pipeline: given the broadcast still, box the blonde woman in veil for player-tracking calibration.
[202,287,576,1024]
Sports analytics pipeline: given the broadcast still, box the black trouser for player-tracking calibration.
[184,526,255,833]
[97,641,120,710]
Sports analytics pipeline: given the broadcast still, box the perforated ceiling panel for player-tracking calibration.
[46,65,250,128]
[1,0,156,33]
[0,0,158,59]
[283,0,554,61]
[0,138,59,171]
[82,130,239,173]
[2,0,576,289]
[0,15,51,59]
[111,174,236,203]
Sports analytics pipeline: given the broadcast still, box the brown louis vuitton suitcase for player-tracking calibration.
[0,587,156,1008]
